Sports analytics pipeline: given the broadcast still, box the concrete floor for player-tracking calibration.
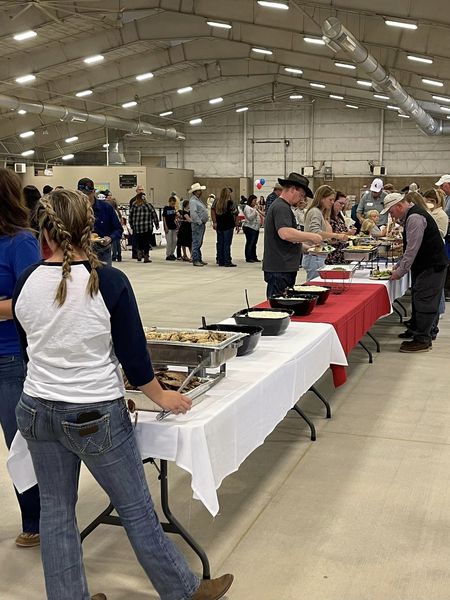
[1,227,449,600]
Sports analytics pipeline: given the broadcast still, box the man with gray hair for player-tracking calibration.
[382,193,447,352]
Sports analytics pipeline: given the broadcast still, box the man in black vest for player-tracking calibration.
[381,193,448,352]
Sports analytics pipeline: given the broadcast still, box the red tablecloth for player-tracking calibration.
[257,283,391,386]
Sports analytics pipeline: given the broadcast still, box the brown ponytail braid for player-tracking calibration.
[38,189,101,307]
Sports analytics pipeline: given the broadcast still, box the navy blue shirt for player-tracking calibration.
[163,206,177,230]
[0,231,40,356]
[93,199,122,242]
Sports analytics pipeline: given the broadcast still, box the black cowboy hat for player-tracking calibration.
[278,172,313,198]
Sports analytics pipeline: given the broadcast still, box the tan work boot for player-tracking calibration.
[15,532,40,547]
[91,594,107,600]
[190,574,234,600]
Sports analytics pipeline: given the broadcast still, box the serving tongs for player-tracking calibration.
[156,355,209,421]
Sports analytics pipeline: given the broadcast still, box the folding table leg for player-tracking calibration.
[309,385,332,418]
[80,458,211,580]
[291,404,317,441]
[392,305,403,323]
[358,341,373,363]
[394,299,408,316]
[159,460,211,580]
[366,331,381,353]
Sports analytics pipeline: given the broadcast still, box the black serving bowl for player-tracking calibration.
[232,308,293,336]
[290,285,331,305]
[200,323,263,356]
[269,294,318,316]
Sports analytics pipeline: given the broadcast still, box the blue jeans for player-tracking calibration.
[302,254,326,281]
[16,394,200,600]
[264,272,297,299]
[0,356,40,533]
[243,226,259,261]
[111,239,121,261]
[217,228,234,266]
[191,223,205,264]
[94,244,112,267]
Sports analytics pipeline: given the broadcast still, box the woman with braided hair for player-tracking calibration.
[12,189,233,600]
[0,168,41,548]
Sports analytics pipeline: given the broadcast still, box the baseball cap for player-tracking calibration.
[370,178,384,193]
[77,177,95,193]
[380,192,404,215]
[435,174,450,186]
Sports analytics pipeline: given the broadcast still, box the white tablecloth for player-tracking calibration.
[312,268,410,308]
[8,322,346,516]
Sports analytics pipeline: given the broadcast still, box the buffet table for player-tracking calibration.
[8,322,346,516]
[311,268,411,307]
[257,282,392,386]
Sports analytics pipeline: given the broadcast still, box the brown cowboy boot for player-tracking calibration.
[190,574,234,600]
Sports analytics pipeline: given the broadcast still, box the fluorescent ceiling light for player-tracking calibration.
[159,111,173,117]
[206,20,232,29]
[62,154,74,160]
[422,78,443,87]
[136,72,154,81]
[122,101,137,108]
[335,62,356,70]
[75,89,92,98]
[252,47,273,55]
[398,114,410,118]
[387,105,400,110]
[21,150,34,156]
[209,97,223,105]
[14,30,37,41]
[236,107,249,112]
[346,104,359,109]
[304,36,326,45]
[15,74,36,84]
[189,118,203,125]
[65,136,79,143]
[357,80,372,87]
[17,109,27,115]
[330,94,344,100]
[285,67,303,75]
[374,94,390,100]
[440,106,450,113]
[177,86,193,94]
[103,143,109,148]
[407,54,433,64]
[19,130,34,138]
[257,1,289,9]
[84,54,104,64]
[310,82,326,89]
[384,19,418,30]
[432,95,450,104]
[447,116,450,120]
[289,95,303,99]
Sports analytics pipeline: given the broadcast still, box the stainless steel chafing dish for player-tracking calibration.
[125,374,217,412]
[144,327,245,368]
[343,246,379,262]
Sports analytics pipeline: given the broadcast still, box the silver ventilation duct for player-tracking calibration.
[0,93,185,140]
[322,17,450,136]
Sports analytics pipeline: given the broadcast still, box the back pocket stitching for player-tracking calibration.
[62,414,112,455]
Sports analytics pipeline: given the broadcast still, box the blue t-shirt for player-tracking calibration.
[0,231,40,356]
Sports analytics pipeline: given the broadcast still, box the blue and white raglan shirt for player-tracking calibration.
[12,262,154,404]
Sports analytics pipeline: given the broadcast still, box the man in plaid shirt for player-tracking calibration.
[129,193,159,262]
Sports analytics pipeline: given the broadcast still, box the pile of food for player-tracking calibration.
[370,269,392,280]
[293,285,328,293]
[122,370,203,392]
[156,370,203,392]
[145,330,227,344]
[246,311,291,319]
[308,244,335,254]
